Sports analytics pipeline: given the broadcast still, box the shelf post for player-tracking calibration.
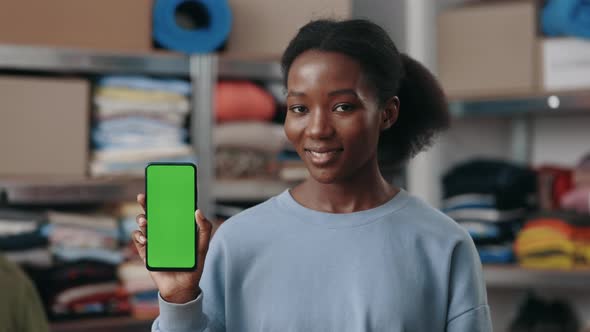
[510,116,531,164]
[190,54,217,218]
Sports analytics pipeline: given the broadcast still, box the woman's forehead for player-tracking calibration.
[287,51,369,91]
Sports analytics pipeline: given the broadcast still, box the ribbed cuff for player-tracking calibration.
[157,292,208,331]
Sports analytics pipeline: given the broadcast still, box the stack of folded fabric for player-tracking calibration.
[118,260,159,320]
[214,121,287,179]
[514,212,590,269]
[509,293,580,332]
[442,159,537,264]
[536,165,574,211]
[0,209,51,268]
[40,211,127,319]
[117,202,160,320]
[38,261,129,319]
[91,76,195,176]
[215,81,303,182]
[561,153,590,214]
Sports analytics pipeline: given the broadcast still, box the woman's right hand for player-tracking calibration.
[132,193,213,304]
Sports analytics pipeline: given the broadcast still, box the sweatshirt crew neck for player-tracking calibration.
[275,188,411,229]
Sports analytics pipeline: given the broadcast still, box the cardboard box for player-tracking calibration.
[437,1,537,98]
[0,76,90,177]
[541,37,590,92]
[225,0,351,57]
[0,0,152,52]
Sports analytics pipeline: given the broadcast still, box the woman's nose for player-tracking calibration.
[306,108,335,139]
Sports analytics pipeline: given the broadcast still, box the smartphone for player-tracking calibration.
[145,162,197,271]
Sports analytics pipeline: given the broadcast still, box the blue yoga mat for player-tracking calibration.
[153,0,232,54]
[542,0,590,39]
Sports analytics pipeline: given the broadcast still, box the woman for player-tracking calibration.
[133,19,492,331]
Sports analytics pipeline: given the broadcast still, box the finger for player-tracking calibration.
[132,230,147,262]
[137,194,146,213]
[195,209,212,270]
[136,214,147,235]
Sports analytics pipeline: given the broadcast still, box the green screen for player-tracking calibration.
[146,164,196,269]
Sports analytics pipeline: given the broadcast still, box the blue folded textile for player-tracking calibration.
[542,0,590,39]
[478,244,514,264]
[92,116,188,150]
[98,76,191,95]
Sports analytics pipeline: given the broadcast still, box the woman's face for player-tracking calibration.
[284,50,392,184]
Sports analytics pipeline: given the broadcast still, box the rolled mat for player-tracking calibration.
[153,0,232,53]
[216,81,276,122]
[542,0,590,39]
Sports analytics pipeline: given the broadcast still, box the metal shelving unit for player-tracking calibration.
[0,44,283,214]
[448,91,590,117]
[50,316,152,332]
[448,91,590,164]
[483,265,590,290]
[450,92,590,292]
[0,176,144,205]
[0,44,284,332]
[0,45,189,75]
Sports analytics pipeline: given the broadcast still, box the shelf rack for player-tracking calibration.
[447,91,590,164]
[448,91,590,117]
[50,316,152,332]
[483,265,590,290]
[0,44,282,213]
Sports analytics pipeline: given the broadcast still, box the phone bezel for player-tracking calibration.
[145,162,198,271]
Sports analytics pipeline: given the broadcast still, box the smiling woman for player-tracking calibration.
[137,19,493,332]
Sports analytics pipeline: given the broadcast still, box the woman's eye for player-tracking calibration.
[334,104,354,112]
[289,105,307,113]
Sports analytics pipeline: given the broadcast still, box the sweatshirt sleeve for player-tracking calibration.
[151,230,228,332]
[18,273,50,332]
[445,234,493,332]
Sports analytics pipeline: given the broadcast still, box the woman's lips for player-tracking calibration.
[305,148,343,166]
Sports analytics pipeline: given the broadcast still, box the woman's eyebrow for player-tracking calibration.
[287,91,306,97]
[327,89,358,97]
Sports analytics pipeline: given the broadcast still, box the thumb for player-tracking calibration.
[195,209,212,268]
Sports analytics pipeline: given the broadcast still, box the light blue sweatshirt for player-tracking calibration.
[153,189,492,331]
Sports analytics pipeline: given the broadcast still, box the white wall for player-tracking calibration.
[531,115,590,166]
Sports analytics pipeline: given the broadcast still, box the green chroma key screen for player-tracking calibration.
[146,163,197,270]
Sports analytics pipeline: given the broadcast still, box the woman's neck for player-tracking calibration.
[291,160,398,213]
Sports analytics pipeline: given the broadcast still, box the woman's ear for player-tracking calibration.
[380,96,399,131]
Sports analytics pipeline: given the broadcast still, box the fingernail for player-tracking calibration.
[139,217,146,226]
[139,235,146,244]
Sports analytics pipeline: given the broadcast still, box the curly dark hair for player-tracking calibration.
[281,19,449,166]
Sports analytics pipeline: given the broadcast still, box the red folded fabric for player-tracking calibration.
[536,166,574,210]
[216,81,276,122]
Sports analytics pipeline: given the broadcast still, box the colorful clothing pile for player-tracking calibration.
[118,261,159,320]
[0,209,51,268]
[117,203,160,320]
[515,212,590,269]
[536,166,574,211]
[561,153,590,214]
[34,211,128,319]
[442,159,537,264]
[214,81,303,182]
[214,121,286,179]
[509,293,580,332]
[91,76,195,176]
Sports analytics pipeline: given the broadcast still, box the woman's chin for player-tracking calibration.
[308,169,340,184]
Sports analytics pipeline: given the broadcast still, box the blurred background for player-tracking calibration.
[0,0,589,331]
